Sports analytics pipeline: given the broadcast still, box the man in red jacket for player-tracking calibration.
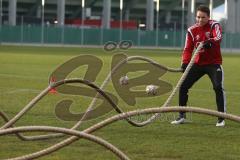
[171,5,226,126]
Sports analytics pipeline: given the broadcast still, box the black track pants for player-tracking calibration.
[179,64,226,120]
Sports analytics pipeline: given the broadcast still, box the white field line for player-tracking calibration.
[3,42,240,54]
[0,73,240,95]
[189,88,240,95]
[0,87,41,95]
[0,87,240,96]
[5,89,41,94]
[0,73,48,80]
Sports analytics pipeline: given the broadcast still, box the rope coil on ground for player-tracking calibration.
[1,106,240,160]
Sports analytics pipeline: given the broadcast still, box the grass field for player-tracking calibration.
[1,45,240,160]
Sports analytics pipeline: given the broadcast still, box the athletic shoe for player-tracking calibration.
[171,117,185,125]
[216,120,225,127]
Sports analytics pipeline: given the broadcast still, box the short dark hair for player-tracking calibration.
[197,5,210,17]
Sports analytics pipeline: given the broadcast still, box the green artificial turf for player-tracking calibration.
[0,45,240,160]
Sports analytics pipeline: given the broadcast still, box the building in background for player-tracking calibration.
[1,0,234,31]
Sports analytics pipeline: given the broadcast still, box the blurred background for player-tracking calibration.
[0,0,239,49]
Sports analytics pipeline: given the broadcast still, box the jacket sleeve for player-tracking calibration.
[182,31,194,64]
[209,23,222,44]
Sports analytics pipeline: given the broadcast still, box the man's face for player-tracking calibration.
[196,11,209,26]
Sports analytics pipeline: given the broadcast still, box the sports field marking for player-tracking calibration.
[189,88,240,95]
[0,73,47,80]
[5,89,41,94]
[0,86,240,95]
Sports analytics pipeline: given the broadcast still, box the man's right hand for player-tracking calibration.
[181,63,188,72]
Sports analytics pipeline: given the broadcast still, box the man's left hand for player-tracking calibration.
[203,40,212,49]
